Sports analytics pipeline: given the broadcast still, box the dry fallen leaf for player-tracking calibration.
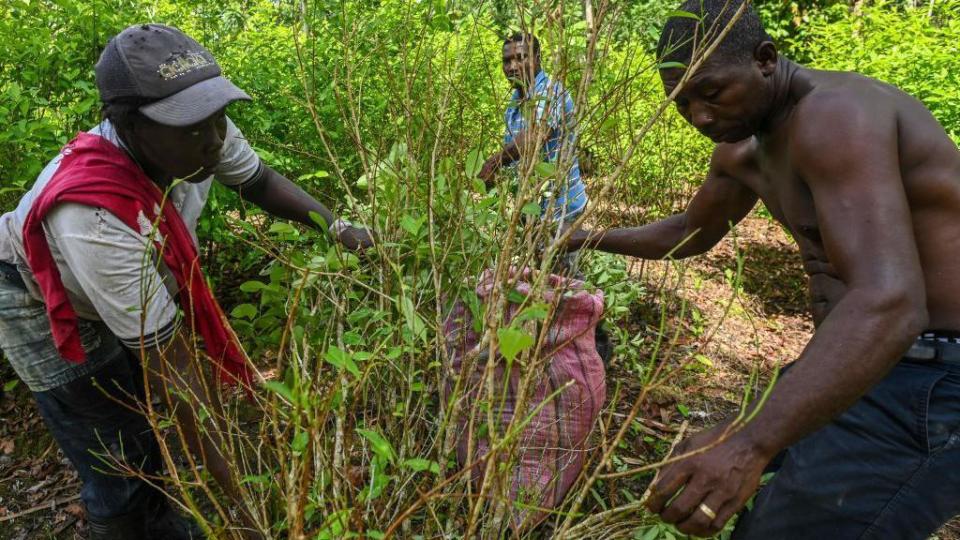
[64,503,85,519]
[0,439,14,455]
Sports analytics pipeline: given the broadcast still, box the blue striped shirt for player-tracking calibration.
[504,70,587,222]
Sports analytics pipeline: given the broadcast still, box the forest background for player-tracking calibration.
[1,0,959,538]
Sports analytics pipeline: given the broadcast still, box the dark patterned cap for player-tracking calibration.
[95,23,250,127]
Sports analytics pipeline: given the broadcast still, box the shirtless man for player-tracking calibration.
[568,1,960,537]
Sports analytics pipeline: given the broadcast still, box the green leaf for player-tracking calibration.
[239,280,266,293]
[263,381,295,404]
[324,346,361,378]
[667,9,700,20]
[297,169,329,180]
[3,379,19,392]
[507,288,528,304]
[677,403,690,417]
[230,303,257,320]
[534,161,557,177]
[346,307,373,324]
[400,296,427,340]
[365,463,392,501]
[325,246,343,271]
[400,214,424,236]
[694,354,713,367]
[240,474,271,485]
[308,211,329,230]
[640,526,661,540]
[402,458,441,474]
[315,509,351,539]
[291,431,309,454]
[325,345,348,366]
[343,331,364,346]
[356,173,370,189]
[268,222,297,235]
[197,404,211,423]
[521,202,541,216]
[472,177,487,193]
[514,304,549,324]
[497,327,535,362]
[357,428,396,463]
[658,61,688,70]
[465,148,484,178]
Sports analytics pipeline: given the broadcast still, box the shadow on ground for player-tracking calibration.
[708,239,808,317]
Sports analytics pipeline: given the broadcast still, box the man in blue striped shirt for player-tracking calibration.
[479,33,588,224]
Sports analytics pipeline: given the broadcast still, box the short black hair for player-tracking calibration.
[657,0,772,66]
[101,97,155,131]
[503,32,541,58]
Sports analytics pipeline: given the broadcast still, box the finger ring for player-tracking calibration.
[698,503,717,520]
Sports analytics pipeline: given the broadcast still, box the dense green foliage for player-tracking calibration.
[3,1,958,213]
[1,1,958,538]
[803,1,960,141]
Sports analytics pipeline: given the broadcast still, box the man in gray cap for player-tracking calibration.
[0,24,369,539]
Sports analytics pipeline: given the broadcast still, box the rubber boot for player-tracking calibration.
[87,510,148,540]
[147,496,205,540]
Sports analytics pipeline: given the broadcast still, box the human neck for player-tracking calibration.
[757,57,804,136]
[116,130,173,187]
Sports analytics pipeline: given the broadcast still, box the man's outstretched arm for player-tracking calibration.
[236,165,374,250]
[568,146,758,259]
[142,328,263,538]
[478,128,550,187]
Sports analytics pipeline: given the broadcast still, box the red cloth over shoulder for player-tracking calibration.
[22,132,252,386]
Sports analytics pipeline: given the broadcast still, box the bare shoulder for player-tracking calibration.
[790,72,898,155]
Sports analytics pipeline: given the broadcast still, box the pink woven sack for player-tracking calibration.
[444,268,606,530]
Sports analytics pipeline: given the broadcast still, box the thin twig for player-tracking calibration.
[0,494,82,523]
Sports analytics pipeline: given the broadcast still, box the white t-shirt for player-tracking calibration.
[0,117,262,348]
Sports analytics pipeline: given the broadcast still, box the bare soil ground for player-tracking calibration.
[0,214,957,539]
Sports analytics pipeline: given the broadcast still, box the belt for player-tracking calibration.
[904,339,960,365]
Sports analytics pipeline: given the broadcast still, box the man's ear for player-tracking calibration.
[754,41,778,76]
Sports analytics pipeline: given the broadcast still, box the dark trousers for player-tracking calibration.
[0,260,166,523]
[733,360,960,539]
[32,349,166,522]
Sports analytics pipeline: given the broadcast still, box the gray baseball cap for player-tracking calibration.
[95,24,251,127]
